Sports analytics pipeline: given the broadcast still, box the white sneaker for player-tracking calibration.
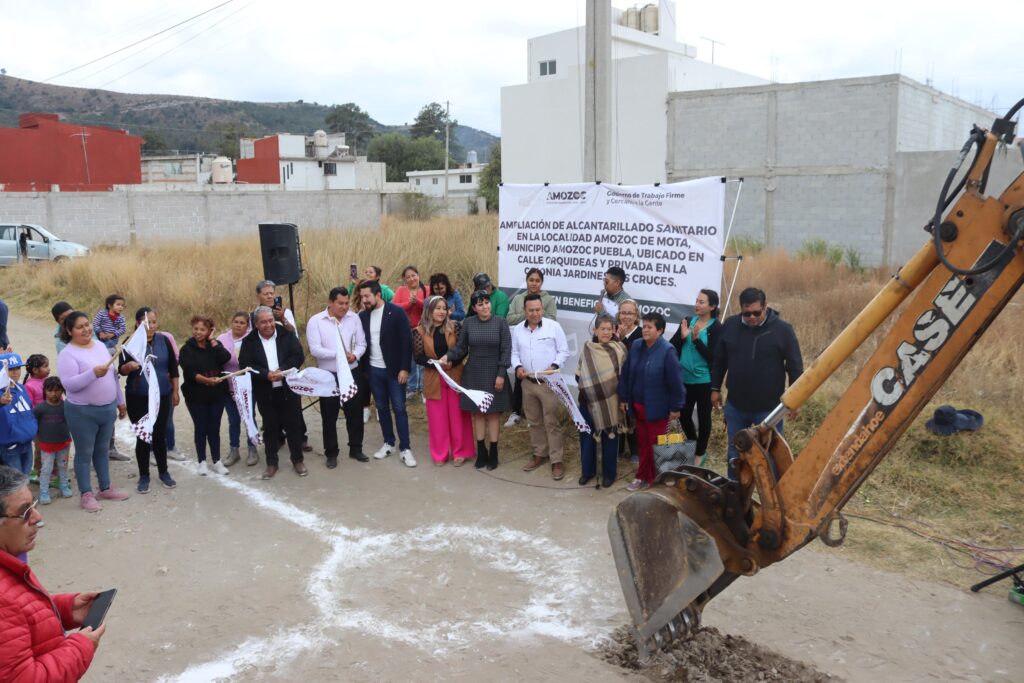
[197,461,209,476]
[167,449,186,462]
[400,449,417,467]
[363,407,370,424]
[372,444,393,460]
[211,461,230,475]
[504,413,521,427]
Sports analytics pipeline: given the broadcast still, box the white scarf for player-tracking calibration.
[540,373,591,434]
[124,321,160,444]
[228,371,262,446]
[333,322,359,404]
[428,359,493,411]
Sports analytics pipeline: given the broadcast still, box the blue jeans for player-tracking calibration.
[724,401,783,480]
[225,395,241,449]
[64,400,116,495]
[407,354,423,393]
[579,402,618,481]
[185,399,225,462]
[369,366,410,451]
[1,442,33,475]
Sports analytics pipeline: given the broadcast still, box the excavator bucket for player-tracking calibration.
[608,485,725,662]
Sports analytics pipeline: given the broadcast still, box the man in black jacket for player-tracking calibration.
[710,287,803,480]
[239,306,307,479]
[357,281,416,467]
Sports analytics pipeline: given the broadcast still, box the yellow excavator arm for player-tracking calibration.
[609,108,1024,662]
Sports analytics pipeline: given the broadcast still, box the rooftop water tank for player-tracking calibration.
[212,156,233,184]
[641,3,659,33]
[313,129,329,159]
[467,150,478,165]
[624,6,640,29]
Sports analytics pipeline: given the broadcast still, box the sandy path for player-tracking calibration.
[9,313,1021,682]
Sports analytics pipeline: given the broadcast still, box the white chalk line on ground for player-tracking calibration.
[121,423,619,681]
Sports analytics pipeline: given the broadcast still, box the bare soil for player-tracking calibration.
[9,314,1021,682]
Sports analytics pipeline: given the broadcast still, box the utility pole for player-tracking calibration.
[584,0,612,183]
[71,128,92,184]
[444,100,450,202]
[700,36,725,64]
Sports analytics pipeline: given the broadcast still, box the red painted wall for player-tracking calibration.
[236,136,281,184]
[0,113,142,190]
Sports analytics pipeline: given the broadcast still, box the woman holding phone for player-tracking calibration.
[178,315,232,476]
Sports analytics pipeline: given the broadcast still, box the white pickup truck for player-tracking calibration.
[0,223,90,265]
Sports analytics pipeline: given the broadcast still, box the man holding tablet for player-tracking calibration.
[0,465,106,680]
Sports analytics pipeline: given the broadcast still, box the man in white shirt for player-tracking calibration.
[511,294,570,480]
[307,287,368,468]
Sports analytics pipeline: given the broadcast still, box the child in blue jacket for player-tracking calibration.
[0,353,39,475]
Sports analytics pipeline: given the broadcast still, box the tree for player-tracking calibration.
[324,102,376,154]
[477,143,501,212]
[409,102,463,161]
[141,130,169,154]
[367,133,447,183]
[205,121,251,159]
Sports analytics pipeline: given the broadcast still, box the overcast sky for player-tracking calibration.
[1,0,1020,135]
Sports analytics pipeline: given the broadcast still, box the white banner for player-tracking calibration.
[130,358,160,444]
[499,179,725,383]
[285,367,341,398]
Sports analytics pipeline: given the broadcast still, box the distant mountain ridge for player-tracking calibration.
[0,76,499,162]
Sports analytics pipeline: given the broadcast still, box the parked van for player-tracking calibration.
[0,224,89,265]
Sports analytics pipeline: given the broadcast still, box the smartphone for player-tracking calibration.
[350,263,358,280]
[273,295,283,309]
[81,588,117,630]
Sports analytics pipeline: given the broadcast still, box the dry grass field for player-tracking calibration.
[1,215,1020,588]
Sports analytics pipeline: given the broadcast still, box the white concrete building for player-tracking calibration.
[406,164,482,197]
[140,153,217,184]
[500,1,767,184]
[237,131,386,191]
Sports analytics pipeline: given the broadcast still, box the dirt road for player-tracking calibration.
[11,313,1021,682]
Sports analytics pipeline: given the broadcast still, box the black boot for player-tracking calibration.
[487,443,499,471]
[475,440,487,469]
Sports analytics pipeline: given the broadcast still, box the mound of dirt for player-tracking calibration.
[597,625,837,682]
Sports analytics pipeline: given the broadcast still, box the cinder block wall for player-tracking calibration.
[0,187,384,246]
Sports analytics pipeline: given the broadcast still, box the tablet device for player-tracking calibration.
[81,589,116,630]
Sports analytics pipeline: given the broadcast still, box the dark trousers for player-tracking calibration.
[126,392,170,477]
[682,383,713,457]
[579,401,618,480]
[320,368,366,458]
[258,387,305,467]
[185,398,225,463]
[512,375,523,414]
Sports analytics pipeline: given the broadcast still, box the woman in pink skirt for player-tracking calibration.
[413,296,475,466]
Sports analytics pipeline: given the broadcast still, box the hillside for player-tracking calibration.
[0,76,498,162]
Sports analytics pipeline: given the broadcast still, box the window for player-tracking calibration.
[459,174,472,184]
[0,226,13,241]
[432,178,438,185]
[539,60,556,76]
[323,162,337,176]
[415,179,420,185]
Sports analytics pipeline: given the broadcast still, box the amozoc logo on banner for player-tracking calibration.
[545,190,588,204]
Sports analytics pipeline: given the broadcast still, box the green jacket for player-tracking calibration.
[506,290,557,326]
[490,288,510,318]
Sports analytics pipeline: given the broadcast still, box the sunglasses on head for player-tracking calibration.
[741,309,764,318]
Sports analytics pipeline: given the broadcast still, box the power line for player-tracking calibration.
[43,0,235,82]
[97,1,255,88]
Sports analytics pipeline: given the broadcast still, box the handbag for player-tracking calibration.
[653,419,696,474]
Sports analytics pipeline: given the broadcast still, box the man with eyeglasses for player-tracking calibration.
[0,465,105,679]
[710,287,803,480]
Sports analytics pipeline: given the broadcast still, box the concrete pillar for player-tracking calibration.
[584,0,612,183]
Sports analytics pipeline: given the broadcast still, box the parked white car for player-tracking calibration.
[0,223,89,265]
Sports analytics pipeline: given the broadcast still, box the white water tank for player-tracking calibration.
[467,150,478,165]
[624,6,639,29]
[211,156,233,184]
[641,3,659,33]
[313,129,329,159]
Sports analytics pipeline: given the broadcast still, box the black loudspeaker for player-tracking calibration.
[258,223,303,285]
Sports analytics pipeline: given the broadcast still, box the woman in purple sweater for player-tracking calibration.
[56,312,129,512]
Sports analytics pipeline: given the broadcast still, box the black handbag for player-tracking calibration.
[653,419,696,474]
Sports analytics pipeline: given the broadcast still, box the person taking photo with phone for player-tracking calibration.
[0,465,106,680]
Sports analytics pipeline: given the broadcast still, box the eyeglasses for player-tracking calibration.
[2,498,38,524]
[741,309,764,318]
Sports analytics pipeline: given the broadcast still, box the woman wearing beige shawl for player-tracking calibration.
[575,315,627,487]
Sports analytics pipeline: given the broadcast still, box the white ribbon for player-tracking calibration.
[228,370,262,446]
[123,317,149,364]
[285,366,341,398]
[539,372,591,434]
[130,356,161,444]
[428,359,493,411]
[334,324,359,404]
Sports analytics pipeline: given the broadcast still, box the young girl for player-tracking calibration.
[33,376,73,504]
[23,354,48,483]
[93,293,127,351]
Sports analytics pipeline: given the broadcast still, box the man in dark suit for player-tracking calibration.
[239,306,308,479]
[357,280,417,467]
